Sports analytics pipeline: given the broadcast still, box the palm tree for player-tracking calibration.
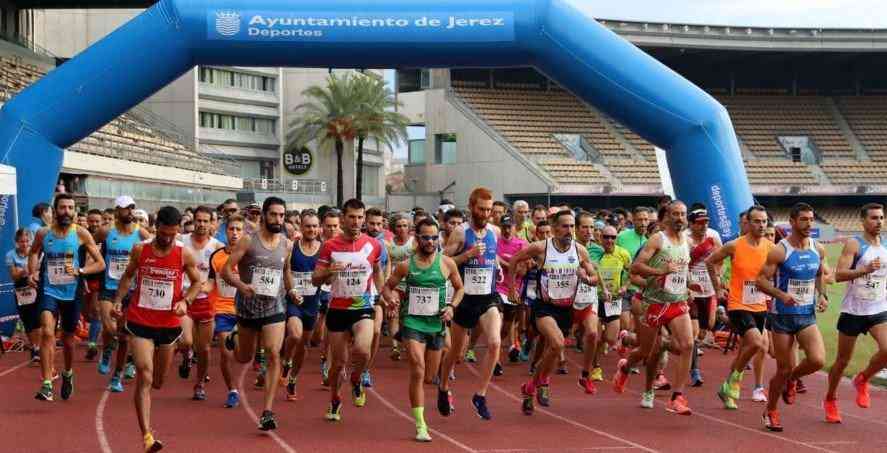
[287,73,359,208]
[352,73,410,201]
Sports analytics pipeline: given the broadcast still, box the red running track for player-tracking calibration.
[2,341,886,453]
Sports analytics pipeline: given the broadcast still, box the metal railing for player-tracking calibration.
[242,178,329,195]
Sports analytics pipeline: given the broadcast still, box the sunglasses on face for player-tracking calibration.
[603,235,617,240]
[418,235,439,242]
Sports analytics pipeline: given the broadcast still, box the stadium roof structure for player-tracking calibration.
[601,19,887,52]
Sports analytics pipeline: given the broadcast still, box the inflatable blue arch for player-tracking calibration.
[0,0,753,239]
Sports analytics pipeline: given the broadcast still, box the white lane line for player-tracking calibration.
[464,364,658,453]
[0,358,31,377]
[368,387,478,452]
[237,365,298,453]
[95,390,113,453]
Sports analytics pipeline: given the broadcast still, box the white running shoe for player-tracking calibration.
[752,387,768,403]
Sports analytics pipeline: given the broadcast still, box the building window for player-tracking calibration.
[362,165,380,196]
[434,133,457,164]
[199,67,277,93]
[199,112,276,135]
[408,139,425,164]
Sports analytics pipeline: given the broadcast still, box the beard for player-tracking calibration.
[120,216,133,225]
[57,215,72,227]
[266,223,283,234]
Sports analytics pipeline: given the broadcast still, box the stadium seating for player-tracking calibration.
[0,56,231,175]
[836,96,887,162]
[743,159,818,186]
[816,206,861,232]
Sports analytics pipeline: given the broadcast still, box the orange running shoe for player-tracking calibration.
[854,373,871,408]
[613,359,629,394]
[762,409,783,432]
[782,380,797,405]
[666,394,692,415]
[823,399,842,423]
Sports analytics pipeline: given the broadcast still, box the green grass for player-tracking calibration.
[817,243,880,379]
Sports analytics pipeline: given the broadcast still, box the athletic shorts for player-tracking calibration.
[325,308,374,333]
[84,278,101,295]
[690,296,715,328]
[642,301,689,329]
[837,311,887,337]
[287,303,319,332]
[727,310,767,336]
[573,305,596,325]
[597,299,621,324]
[100,289,132,308]
[533,302,573,336]
[768,313,817,335]
[187,297,214,323]
[396,326,445,351]
[237,312,286,331]
[38,295,80,334]
[501,302,521,318]
[126,321,183,346]
[454,294,500,329]
[16,300,40,333]
[214,314,237,334]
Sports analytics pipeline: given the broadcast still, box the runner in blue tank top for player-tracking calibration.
[438,187,501,421]
[28,194,105,402]
[756,202,828,433]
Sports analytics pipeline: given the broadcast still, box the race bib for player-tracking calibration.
[603,297,622,317]
[138,277,174,310]
[217,278,237,298]
[108,255,129,280]
[445,281,454,304]
[408,286,440,316]
[47,257,75,286]
[292,271,318,296]
[689,266,714,297]
[253,267,283,298]
[525,279,538,300]
[15,287,37,306]
[857,273,887,302]
[573,283,597,310]
[547,272,577,300]
[787,278,815,306]
[464,267,493,295]
[664,268,688,295]
[333,268,370,298]
[742,281,766,305]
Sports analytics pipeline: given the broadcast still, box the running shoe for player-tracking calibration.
[613,358,629,393]
[437,388,454,416]
[98,348,112,375]
[465,349,477,363]
[782,380,797,405]
[281,360,292,385]
[286,376,298,401]
[472,394,492,420]
[536,384,551,407]
[823,398,842,423]
[493,362,504,377]
[690,368,704,387]
[258,410,278,431]
[853,373,871,408]
[144,433,163,453]
[124,361,136,380]
[579,377,597,395]
[178,351,193,380]
[717,381,738,410]
[86,344,98,361]
[727,371,743,400]
[108,374,124,393]
[508,347,521,363]
[666,394,692,415]
[752,386,768,403]
[390,345,401,361]
[35,382,53,401]
[653,373,671,391]
[557,360,568,375]
[415,426,432,443]
[528,364,537,376]
[30,348,40,364]
[762,409,783,432]
[629,367,641,375]
[616,330,630,357]
[61,371,74,401]
[224,390,240,408]
[192,384,207,401]
[361,370,373,388]
[254,371,266,389]
[320,359,330,387]
[796,378,807,394]
[640,390,655,409]
[352,381,367,407]
[520,383,535,415]
[590,367,604,382]
[519,340,532,362]
[326,399,342,421]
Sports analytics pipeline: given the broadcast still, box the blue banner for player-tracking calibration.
[207,10,515,42]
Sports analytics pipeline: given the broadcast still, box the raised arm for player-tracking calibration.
[630,234,668,278]
[507,241,545,288]
[222,234,254,298]
[706,240,735,297]
[27,228,46,286]
[77,226,106,276]
[112,243,142,316]
[834,238,868,283]
[755,244,791,304]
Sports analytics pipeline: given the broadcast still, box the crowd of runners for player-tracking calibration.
[8,188,887,451]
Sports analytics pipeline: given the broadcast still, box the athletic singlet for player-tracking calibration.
[181,234,223,299]
[104,226,142,291]
[539,238,580,307]
[774,238,820,316]
[41,225,81,301]
[7,250,36,306]
[127,241,185,328]
[496,235,528,302]
[236,232,288,319]
[291,240,320,302]
[727,235,771,312]
[388,236,414,291]
[687,231,718,298]
[843,237,887,316]
[402,253,447,333]
[318,233,382,310]
[207,248,236,315]
[641,231,690,305]
[459,223,498,297]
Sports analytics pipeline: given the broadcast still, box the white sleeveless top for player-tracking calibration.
[182,233,223,299]
[540,239,580,307]
[843,237,887,316]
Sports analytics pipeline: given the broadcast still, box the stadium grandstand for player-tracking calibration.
[397,19,887,234]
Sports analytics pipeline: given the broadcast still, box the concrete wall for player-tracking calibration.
[409,89,549,207]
